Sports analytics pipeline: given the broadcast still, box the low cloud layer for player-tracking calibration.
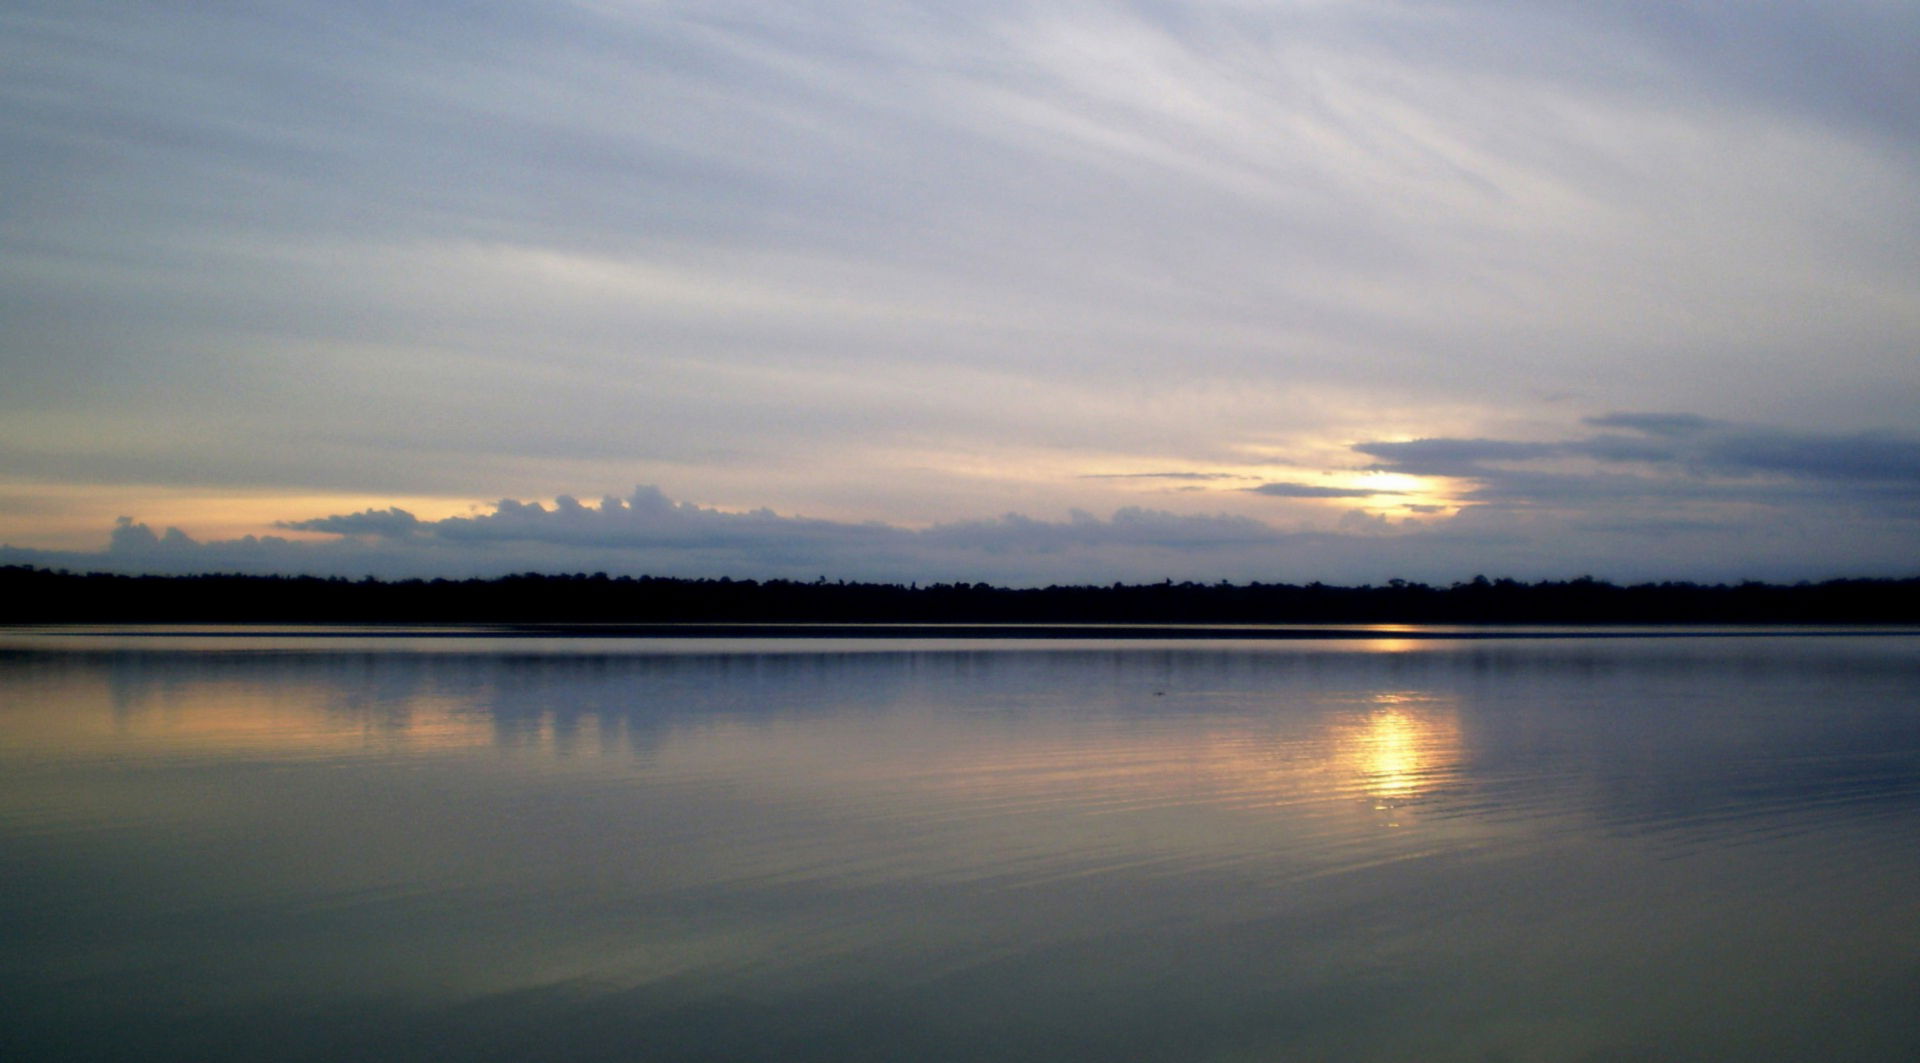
[9,412,1916,585]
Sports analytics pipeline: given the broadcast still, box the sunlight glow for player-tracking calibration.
[0,480,478,549]
[1339,694,1464,813]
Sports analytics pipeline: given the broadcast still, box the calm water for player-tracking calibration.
[3,628,1918,1061]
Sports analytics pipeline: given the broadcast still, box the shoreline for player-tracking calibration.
[10,622,1920,641]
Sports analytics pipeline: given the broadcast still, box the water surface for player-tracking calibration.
[3,629,1918,1061]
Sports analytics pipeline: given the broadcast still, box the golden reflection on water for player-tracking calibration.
[1338,693,1464,817]
[0,672,496,758]
[3,662,1464,836]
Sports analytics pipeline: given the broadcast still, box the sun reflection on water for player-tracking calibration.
[1339,693,1463,820]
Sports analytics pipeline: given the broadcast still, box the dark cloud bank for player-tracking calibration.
[7,415,1916,586]
[1359,413,1920,491]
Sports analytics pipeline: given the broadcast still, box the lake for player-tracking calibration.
[3,627,1918,1061]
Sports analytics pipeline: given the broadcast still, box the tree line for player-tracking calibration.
[3,565,1916,624]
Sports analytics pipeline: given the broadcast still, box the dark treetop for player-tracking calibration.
[3,566,1917,626]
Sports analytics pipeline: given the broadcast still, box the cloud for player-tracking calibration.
[7,488,1298,585]
[1,2,1916,576]
[1581,412,1714,437]
[109,516,196,552]
[6,439,1915,587]
[1692,429,1920,484]
[1497,0,1920,146]
[1079,472,1238,481]
[279,507,422,538]
[1351,413,1920,510]
[1352,439,1566,477]
[1248,482,1398,499]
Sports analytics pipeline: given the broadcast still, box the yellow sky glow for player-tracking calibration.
[0,480,480,550]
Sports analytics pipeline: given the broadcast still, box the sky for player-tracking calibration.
[2,0,1917,585]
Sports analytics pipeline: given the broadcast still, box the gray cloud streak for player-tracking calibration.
[1248,483,1398,499]
[1353,414,1920,516]
[1359,416,1920,491]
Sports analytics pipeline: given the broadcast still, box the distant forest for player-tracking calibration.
[3,565,1917,625]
